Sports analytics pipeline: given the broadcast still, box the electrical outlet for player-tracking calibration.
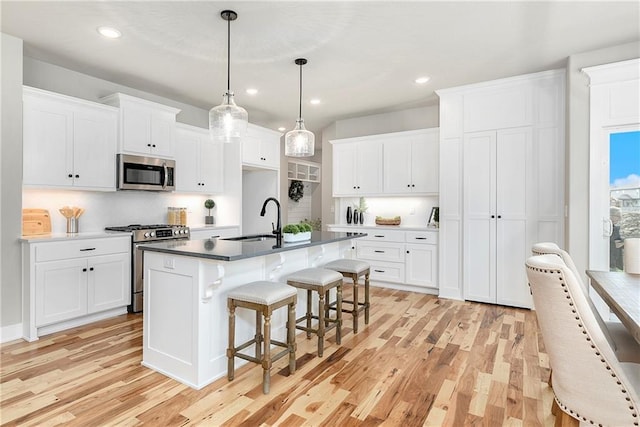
[164,257,175,269]
[409,206,415,215]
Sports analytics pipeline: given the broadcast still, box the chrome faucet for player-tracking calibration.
[260,197,282,245]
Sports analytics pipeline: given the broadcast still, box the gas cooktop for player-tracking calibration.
[105,224,186,232]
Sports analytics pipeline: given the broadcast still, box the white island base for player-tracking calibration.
[142,239,352,389]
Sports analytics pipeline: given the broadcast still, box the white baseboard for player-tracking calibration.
[1,323,23,344]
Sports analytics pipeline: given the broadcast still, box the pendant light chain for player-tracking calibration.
[226,14,231,92]
[298,61,303,119]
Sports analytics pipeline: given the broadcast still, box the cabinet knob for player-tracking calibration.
[406,250,410,254]
[89,267,94,271]
[75,174,79,178]
[68,174,73,178]
[152,144,156,148]
[491,215,495,219]
[82,268,87,272]
[407,184,410,187]
[497,215,502,219]
[411,184,415,187]
[147,143,151,147]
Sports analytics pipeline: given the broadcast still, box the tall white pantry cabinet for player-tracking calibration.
[437,70,565,308]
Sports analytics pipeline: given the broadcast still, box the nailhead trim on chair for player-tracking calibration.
[526,265,639,426]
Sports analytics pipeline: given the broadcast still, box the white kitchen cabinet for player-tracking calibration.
[287,160,321,183]
[327,226,439,292]
[101,93,180,158]
[23,236,131,341]
[331,139,383,196]
[23,86,118,190]
[175,124,223,194]
[405,231,438,289]
[242,124,281,170]
[437,69,564,308]
[382,129,439,194]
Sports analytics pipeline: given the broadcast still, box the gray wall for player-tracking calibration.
[1,33,24,330]
[565,41,640,282]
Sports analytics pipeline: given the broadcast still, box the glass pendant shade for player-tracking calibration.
[285,118,315,157]
[209,91,248,143]
[209,10,247,143]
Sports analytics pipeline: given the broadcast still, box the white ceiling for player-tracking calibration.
[2,1,639,134]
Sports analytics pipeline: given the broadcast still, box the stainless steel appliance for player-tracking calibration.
[105,224,190,313]
[117,154,176,191]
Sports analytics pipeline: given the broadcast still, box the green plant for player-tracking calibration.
[283,224,301,234]
[301,218,322,231]
[204,199,215,215]
[298,222,312,232]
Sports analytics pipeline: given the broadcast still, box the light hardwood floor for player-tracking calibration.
[1,286,555,426]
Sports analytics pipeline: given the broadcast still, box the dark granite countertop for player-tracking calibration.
[139,231,367,262]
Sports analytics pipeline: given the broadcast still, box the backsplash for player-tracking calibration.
[335,196,437,227]
[22,189,237,234]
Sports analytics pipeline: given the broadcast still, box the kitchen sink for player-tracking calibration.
[221,234,276,242]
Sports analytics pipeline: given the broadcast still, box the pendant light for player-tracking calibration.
[285,58,315,157]
[209,10,247,143]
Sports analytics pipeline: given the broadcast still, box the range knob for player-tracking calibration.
[150,231,156,237]
[174,230,179,235]
[144,232,150,238]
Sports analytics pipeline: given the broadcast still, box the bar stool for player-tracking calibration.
[286,268,343,357]
[323,259,370,334]
[227,281,297,394]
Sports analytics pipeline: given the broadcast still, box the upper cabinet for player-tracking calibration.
[23,86,118,191]
[382,129,439,195]
[175,124,224,194]
[242,124,281,170]
[331,128,438,197]
[100,93,180,159]
[332,139,383,196]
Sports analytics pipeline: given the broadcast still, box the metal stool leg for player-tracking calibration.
[317,291,325,357]
[336,282,342,345]
[288,301,296,374]
[262,311,271,394]
[306,289,312,339]
[352,273,359,333]
[364,271,370,324]
[227,301,236,381]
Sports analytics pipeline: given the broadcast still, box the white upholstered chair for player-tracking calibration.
[531,242,640,364]
[526,254,639,426]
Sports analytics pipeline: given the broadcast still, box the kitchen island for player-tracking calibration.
[139,231,365,389]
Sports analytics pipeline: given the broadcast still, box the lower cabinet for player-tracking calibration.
[23,236,131,340]
[328,226,438,292]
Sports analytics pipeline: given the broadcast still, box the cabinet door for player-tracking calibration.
[259,137,280,169]
[332,143,358,196]
[73,107,117,190]
[175,129,201,192]
[405,243,438,288]
[411,138,439,194]
[23,96,74,187]
[121,102,152,155]
[383,139,412,194]
[151,112,175,158]
[88,253,130,313]
[355,141,383,194]
[35,259,88,326]
[199,141,224,193]
[463,131,497,304]
[495,127,533,308]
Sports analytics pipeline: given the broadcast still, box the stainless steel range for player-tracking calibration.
[105,224,190,313]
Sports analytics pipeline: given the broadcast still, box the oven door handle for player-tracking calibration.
[162,162,168,190]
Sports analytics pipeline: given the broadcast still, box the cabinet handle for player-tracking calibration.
[89,267,94,271]
[152,144,156,148]
[79,247,96,252]
[374,269,385,273]
[497,215,502,219]
[147,143,151,147]
[407,184,410,187]
[75,174,79,178]
[82,268,87,272]
[374,235,385,238]
[491,215,495,219]
[411,184,415,187]
[68,174,73,178]
[374,250,385,253]
[406,250,410,254]
[415,237,427,240]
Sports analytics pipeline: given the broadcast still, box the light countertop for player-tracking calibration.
[327,224,438,232]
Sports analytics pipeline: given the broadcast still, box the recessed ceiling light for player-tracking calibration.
[310,99,321,105]
[278,127,286,132]
[246,88,258,95]
[415,76,430,84]
[97,26,122,39]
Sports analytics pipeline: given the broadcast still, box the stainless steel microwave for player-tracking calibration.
[117,154,175,191]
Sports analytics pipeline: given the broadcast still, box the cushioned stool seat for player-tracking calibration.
[227,281,297,394]
[287,268,343,357]
[323,259,370,334]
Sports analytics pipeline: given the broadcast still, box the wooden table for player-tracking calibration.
[586,270,640,344]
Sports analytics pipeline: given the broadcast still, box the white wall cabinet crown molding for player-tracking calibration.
[100,92,180,159]
[23,86,118,191]
[175,123,224,194]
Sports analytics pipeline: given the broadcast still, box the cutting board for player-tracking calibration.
[22,209,52,236]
